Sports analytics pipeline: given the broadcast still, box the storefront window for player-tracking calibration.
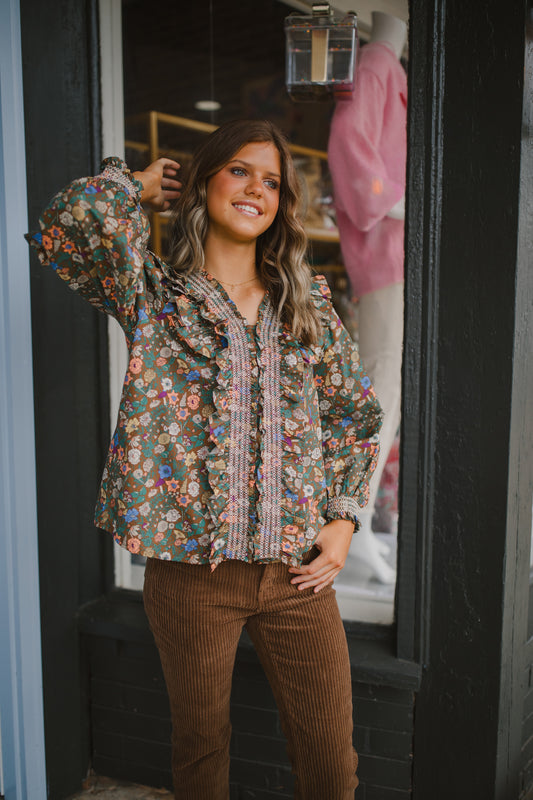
[108,0,408,624]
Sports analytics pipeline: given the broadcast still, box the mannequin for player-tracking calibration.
[369,10,407,58]
[328,11,407,584]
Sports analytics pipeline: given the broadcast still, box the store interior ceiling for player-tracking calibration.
[122,0,408,157]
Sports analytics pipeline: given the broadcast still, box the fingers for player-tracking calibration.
[290,564,341,592]
[159,196,180,212]
[158,157,180,170]
[311,570,341,593]
[160,183,182,211]
[154,165,182,211]
[286,520,354,593]
[145,159,181,185]
[145,158,179,175]
[150,157,180,176]
[161,177,182,192]
[161,169,181,182]
[159,164,181,206]
[289,553,344,593]
[159,161,181,193]
[161,188,182,199]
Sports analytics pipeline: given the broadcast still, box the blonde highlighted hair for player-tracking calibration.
[168,119,322,345]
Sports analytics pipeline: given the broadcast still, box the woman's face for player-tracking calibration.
[205,141,281,245]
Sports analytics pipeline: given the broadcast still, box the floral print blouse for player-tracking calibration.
[27,158,383,568]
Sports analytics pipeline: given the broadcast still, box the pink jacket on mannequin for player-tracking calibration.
[328,41,407,297]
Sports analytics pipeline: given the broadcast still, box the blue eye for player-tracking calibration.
[264,179,279,191]
[230,166,246,176]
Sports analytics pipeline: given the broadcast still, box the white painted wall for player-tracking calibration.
[99,0,144,589]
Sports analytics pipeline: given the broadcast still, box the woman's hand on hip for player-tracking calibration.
[288,519,354,593]
[133,158,181,211]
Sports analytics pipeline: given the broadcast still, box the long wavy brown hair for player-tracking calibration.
[168,119,322,345]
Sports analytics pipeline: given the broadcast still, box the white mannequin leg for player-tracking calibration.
[358,282,404,510]
[344,283,403,584]
[346,509,396,584]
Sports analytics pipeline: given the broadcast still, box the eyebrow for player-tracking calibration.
[228,158,281,179]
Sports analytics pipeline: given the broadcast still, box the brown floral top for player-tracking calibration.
[26,158,383,568]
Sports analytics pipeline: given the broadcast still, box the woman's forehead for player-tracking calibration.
[228,141,281,174]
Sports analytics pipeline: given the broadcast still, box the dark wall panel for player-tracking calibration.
[21,1,112,796]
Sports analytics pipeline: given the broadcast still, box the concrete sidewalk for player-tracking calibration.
[67,775,172,799]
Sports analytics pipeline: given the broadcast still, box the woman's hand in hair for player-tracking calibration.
[133,158,181,211]
[288,520,354,593]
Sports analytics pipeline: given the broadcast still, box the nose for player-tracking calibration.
[245,176,263,197]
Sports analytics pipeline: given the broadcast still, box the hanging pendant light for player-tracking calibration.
[194,0,220,119]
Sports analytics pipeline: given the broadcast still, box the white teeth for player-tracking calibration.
[233,203,260,216]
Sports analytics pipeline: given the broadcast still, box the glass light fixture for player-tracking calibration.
[285,3,358,102]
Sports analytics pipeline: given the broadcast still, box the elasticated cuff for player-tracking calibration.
[327,495,360,526]
[99,157,144,200]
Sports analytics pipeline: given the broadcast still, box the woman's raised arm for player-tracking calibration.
[26,157,180,328]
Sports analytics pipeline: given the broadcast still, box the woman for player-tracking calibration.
[27,119,382,799]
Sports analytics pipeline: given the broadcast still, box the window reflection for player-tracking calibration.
[111,0,409,625]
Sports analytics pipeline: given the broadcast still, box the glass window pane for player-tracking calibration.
[108,0,408,626]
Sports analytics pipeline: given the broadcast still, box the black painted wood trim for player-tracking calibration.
[410,0,530,797]
[396,0,447,666]
[21,1,111,797]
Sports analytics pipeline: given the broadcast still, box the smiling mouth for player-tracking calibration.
[233,203,262,216]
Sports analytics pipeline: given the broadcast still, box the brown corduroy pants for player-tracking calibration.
[143,555,358,800]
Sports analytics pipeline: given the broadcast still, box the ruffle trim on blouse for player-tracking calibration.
[254,302,283,561]
[172,271,255,567]
[273,283,329,563]
[205,335,235,566]
[158,267,226,357]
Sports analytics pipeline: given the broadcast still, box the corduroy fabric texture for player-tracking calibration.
[143,555,358,799]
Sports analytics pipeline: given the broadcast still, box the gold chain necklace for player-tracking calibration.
[214,274,260,292]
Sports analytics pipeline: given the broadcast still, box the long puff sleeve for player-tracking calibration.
[25,157,164,330]
[328,47,406,233]
[311,278,383,527]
